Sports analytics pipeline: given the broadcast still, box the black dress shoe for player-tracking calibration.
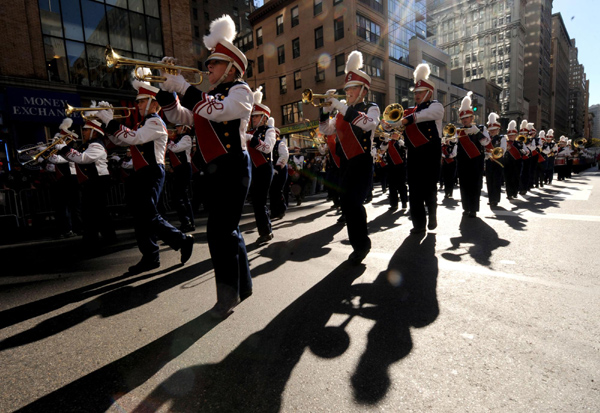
[468,211,477,218]
[257,232,274,244]
[180,234,195,264]
[179,223,196,233]
[410,227,426,235]
[389,205,398,211]
[348,248,370,265]
[337,215,346,223]
[128,259,160,275]
[240,289,253,301]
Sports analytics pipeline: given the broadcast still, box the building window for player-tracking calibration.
[368,90,384,110]
[314,0,323,16]
[258,55,264,73]
[233,6,238,17]
[437,91,446,106]
[294,70,302,89]
[193,8,198,20]
[356,15,381,45]
[316,64,325,82]
[256,27,263,46]
[395,76,414,110]
[279,76,287,94]
[335,53,345,76]
[194,26,199,37]
[39,0,163,88]
[276,15,284,35]
[282,102,303,125]
[315,26,324,49]
[291,6,299,27]
[292,38,300,59]
[278,45,285,64]
[246,62,253,78]
[334,17,344,41]
[364,55,384,79]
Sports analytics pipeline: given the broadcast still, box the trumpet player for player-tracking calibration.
[503,121,524,200]
[517,120,532,195]
[441,132,458,199]
[485,112,506,208]
[319,51,379,265]
[382,63,443,234]
[154,15,253,318]
[246,86,276,244]
[382,133,408,211]
[455,92,490,218]
[167,123,195,233]
[56,118,116,245]
[95,79,194,275]
[555,136,571,181]
[270,127,289,220]
[542,129,557,185]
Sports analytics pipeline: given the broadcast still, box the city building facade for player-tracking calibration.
[589,104,600,140]
[426,0,528,127]
[568,39,588,138]
[549,13,571,139]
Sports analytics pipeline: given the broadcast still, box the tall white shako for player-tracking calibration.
[459,91,474,119]
[546,129,555,142]
[251,86,270,123]
[519,120,529,135]
[413,63,435,101]
[506,120,518,137]
[527,122,537,137]
[204,15,248,85]
[487,112,501,131]
[344,51,371,95]
[132,69,160,117]
[538,130,546,142]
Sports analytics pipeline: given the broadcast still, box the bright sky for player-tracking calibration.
[552,0,600,106]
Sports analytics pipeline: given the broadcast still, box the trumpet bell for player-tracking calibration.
[65,103,132,120]
[516,134,528,143]
[301,89,346,107]
[492,147,504,159]
[382,103,404,123]
[443,123,456,137]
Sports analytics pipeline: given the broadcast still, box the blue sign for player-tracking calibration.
[6,87,82,124]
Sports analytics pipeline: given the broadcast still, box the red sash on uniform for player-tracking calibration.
[327,135,341,168]
[74,164,89,184]
[441,145,455,163]
[168,150,182,167]
[507,142,521,160]
[130,145,150,171]
[194,116,228,164]
[388,142,404,165]
[335,113,364,160]
[458,129,481,159]
[248,146,268,168]
[403,107,429,148]
[537,152,546,163]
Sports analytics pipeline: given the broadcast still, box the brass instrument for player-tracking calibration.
[442,136,457,144]
[382,103,404,123]
[301,89,346,107]
[573,138,587,148]
[105,45,207,85]
[65,103,132,121]
[443,123,456,137]
[516,134,528,143]
[17,142,50,154]
[21,133,78,165]
[492,147,504,159]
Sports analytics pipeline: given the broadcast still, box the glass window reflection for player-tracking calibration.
[66,40,88,85]
[130,12,148,54]
[39,0,63,37]
[61,0,84,41]
[146,17,163,57]
[44,36,69,82]
[81,0,108,45]
[129,0,144,13]
[107,6,132,51]
[144,0,159,18]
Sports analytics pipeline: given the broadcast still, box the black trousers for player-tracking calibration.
[457,156,484,212]
[503,157,522,198]
[128,165,185,262]
[339,153,372,252]
[52,175,81,234]
[81,175,114,242]
[205,152,252,296]
[407,145,441,229]
[442,160,457,197]
[485,158,503,204]
[386,163,408,207]
[269,165,288,218]
[250,163,273,237]
[173,163,194,226]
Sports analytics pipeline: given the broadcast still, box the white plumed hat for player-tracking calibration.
[204,15,248,75]
[344,51,371,90]
[487,112,501,130]
[459,91,473,119]
[251,86,270,117]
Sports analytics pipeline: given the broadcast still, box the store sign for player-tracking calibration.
[6,87,82,124]
[279,120,318,135]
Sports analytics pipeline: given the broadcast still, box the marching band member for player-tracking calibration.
[518,120,532,195]
[319,51,379,264]
[95,79,194,275]
[290,147,305,206]
[246,86,276,243]
[455,92,490,218]
[384,63,443,233]
[270,127,289,220]
[503,120,524,200]
[155,14,253,318]
[56,118,116,245]
[555,136,570,181]
[533,130,548,188]
[441,133,458,199]
[167,123,195,232]
[542,129,557,185]
[485,112,506,208]
[383,133,408,210]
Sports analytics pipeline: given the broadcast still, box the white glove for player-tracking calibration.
[322,89,337,114]
[466,125,480,135]
[159,57,190,95]
[95,101,114,125]
[273,169,279,175]
[267,117,275,128]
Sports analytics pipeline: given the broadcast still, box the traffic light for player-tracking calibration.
[472,95,479,112]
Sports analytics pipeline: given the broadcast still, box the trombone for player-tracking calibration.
[105,45,207,85]
[21,133,78,165]
[65,103,132,121]
[302,89,346,107]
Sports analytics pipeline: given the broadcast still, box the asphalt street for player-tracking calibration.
[1,168,599,412]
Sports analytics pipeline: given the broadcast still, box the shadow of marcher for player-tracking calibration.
[248,222,345,277]
[366,207,408,236]
[0,259,213,351]
[349,232,439,404]
[488,206,528,231]
[129,263,367,413]
[443,215,510,267]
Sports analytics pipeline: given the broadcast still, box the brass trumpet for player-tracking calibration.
[301,89,346,107]
[516,134,528,143]
[573,138,587,148]
[65,103,132,121]
[105,45,206,85]
[382,103,404,123]
[443,123,456,137]
[489,147,504,168]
